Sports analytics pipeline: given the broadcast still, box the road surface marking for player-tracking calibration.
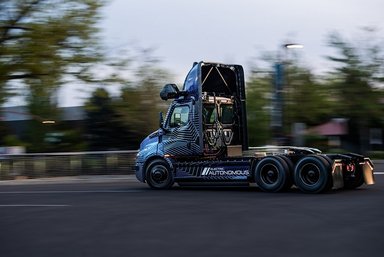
[0,189,145,194]
[0,204,70,207]
[374,172,384,175]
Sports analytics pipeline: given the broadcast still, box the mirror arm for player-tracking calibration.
[159,112,169,132]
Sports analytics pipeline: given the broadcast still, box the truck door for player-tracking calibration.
[162,103,201,156]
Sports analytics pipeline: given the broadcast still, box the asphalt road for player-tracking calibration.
[1,175,383,257]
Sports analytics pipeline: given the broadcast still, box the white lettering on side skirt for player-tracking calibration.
[201,167,249,176]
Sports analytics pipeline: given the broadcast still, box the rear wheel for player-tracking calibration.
[145,159,174,189]
[278,155,294,190]
[294,156,332,193]
[254,156,290,192]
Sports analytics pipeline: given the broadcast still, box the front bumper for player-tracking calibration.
[135,161,145,182]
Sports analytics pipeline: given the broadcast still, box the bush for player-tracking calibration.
[367,151,384,160]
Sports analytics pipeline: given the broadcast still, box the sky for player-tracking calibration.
[60,0,384,106]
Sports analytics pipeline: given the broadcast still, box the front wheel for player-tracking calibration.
[145,159,174,189]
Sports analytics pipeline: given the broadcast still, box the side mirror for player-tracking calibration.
[160,84,179,100]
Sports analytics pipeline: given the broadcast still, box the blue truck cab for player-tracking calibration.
[135,61,375,193]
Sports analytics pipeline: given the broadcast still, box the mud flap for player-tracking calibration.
[331,160,344,189]
[362,158,375,185]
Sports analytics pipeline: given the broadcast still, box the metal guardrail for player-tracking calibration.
[0,150,138,180]
[1,151,382,181]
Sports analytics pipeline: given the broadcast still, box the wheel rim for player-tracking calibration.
[299,163,320,186]
[149,164,169,186]
[260,164,279,185]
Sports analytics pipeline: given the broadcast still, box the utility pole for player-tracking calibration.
[271,43,303,145]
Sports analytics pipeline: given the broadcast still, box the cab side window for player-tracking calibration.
[169,106,190,128]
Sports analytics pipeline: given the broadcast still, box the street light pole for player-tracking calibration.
[271,43,303,145]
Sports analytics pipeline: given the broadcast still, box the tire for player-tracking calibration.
[278,155,294,190]
[343,165,364,189]
[294,156,332,193]
[254,156,290,192]
[319,154,333,167]
[145,159,174,189]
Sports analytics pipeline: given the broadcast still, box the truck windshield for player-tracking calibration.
[203,104,217,124]
[203,104,233,124]
[221,105,234,124]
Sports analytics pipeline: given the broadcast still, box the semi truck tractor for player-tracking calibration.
[135,61,375,193]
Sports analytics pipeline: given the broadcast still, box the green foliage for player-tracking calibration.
[47,130,87,152]
[84,88,130,150]
[0,0,109,152]
[327,30,384,115]
[247,59,337,145]
[2,134,25,147]
[246,73,272,146]
[117,56,171,139]
[0,121,11,144]
[284,65,334,126]
[0,0,105,98]
[326,28,384,151]
[84,56,172,150]
[367,151,384,160]
[1,2,383,154]
[25,120,50,152]
[248,28,384,152]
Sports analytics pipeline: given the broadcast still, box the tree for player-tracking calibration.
[0,0,107,151]
[84,88,131,150]
[84,58,172,151]
[246,71,272,146]
[247,53,335,146]
[284,65,333,126]
[327,28,384,152]
[112,50,172,147]
[0,0,105,97]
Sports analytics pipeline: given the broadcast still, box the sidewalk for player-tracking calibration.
[0,175,137,185]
